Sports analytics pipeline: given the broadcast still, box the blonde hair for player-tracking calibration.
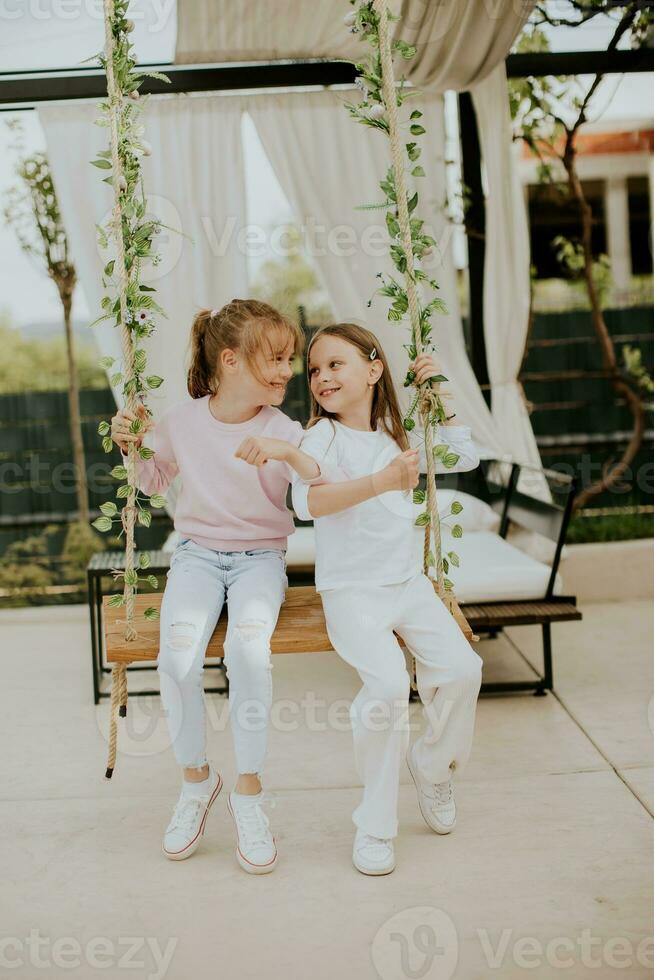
[306,322,410,451]
[187,299,304,399]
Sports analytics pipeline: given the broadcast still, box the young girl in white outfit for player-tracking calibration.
[247,322,483,876]
[110,299,325,875]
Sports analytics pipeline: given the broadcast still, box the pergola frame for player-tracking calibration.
[2,47,652,392]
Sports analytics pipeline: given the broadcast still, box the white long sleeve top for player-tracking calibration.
[291,418,480,592]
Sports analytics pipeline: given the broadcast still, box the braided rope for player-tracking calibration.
[103,0,138,778]
[373,0,446,595]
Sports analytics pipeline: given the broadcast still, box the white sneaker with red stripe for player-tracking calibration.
[227,790,278,874]
[162,767,223,860]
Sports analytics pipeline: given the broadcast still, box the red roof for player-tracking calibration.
[522,128,654,158]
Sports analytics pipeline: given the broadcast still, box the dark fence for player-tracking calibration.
[521,306,654,510]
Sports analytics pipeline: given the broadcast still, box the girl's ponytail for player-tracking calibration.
[187,309,218,398]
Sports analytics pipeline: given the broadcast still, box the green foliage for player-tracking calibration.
[59,521,107,584]
[0,522,107,604]
[552,236,612,307]
[0,527,57,605]
[511,3,654,427]
[0,320,107,393]
[91,0,175,593]
[566,508,654,544]
[622,345,654,410]
[3,146,75,292]
[345,1,448,434]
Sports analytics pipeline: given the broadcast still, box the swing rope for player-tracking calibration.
[103,0,138,778]
[373,0,445,595]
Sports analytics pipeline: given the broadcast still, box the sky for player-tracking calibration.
[0,1,652,329]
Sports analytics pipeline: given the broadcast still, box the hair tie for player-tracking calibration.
[369,347,377,360]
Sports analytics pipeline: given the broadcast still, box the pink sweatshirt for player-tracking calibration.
[121,395,305,552]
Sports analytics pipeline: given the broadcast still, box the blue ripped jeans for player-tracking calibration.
[158,538,288,774]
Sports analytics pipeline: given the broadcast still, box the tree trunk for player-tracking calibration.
[61,279,90,525]
[563,138,645,512]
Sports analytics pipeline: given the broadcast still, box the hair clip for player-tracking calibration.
[210,309,219,317]
[369,347,377,360]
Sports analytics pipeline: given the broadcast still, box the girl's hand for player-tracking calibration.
[410,353,458,422]
[409,353,442,386]
[111,402,152,454]
[234,436,292,468]
[380,449,420,493]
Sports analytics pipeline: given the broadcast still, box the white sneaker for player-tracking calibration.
[406,743,457,834]
[352,829,395,876]
[227,791,278,874]
[162,767,223,860]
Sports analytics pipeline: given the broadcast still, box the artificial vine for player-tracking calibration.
[344,0,466,597]
[91,0,171,777]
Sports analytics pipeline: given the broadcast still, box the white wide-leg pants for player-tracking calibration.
[321,572,483,839]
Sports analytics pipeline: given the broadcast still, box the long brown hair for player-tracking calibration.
[306,322,409,451]
[187,299,304,398]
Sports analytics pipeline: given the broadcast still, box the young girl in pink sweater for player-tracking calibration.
[110,299,333,874]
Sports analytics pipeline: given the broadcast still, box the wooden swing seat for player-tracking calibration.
[102,582,477,665]
[104,587,330,662]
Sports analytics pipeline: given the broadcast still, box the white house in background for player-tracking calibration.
[518,118,654,303]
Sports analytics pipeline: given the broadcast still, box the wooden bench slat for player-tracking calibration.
[462,599,582,628]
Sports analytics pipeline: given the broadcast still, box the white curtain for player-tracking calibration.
[176,0,533,92]
[39,95,248,417]
[471,63,548,492]
[40,94,249,517]
[247,89,503,457]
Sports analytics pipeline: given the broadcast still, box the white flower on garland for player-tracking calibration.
[126,309,154,326]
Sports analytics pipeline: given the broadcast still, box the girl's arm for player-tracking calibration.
[234,429,417,517]
[294,450,420,519]
[234,436,321,480]
[113,404,179,496]
[283,418,415,520]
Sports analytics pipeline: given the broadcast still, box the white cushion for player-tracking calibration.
[506,525,569,565]
[441,528,563,603]
[289,524,563,603]
[437,489,501,533]
[286,524,316,568]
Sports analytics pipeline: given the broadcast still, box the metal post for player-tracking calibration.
[458,91,489,408]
